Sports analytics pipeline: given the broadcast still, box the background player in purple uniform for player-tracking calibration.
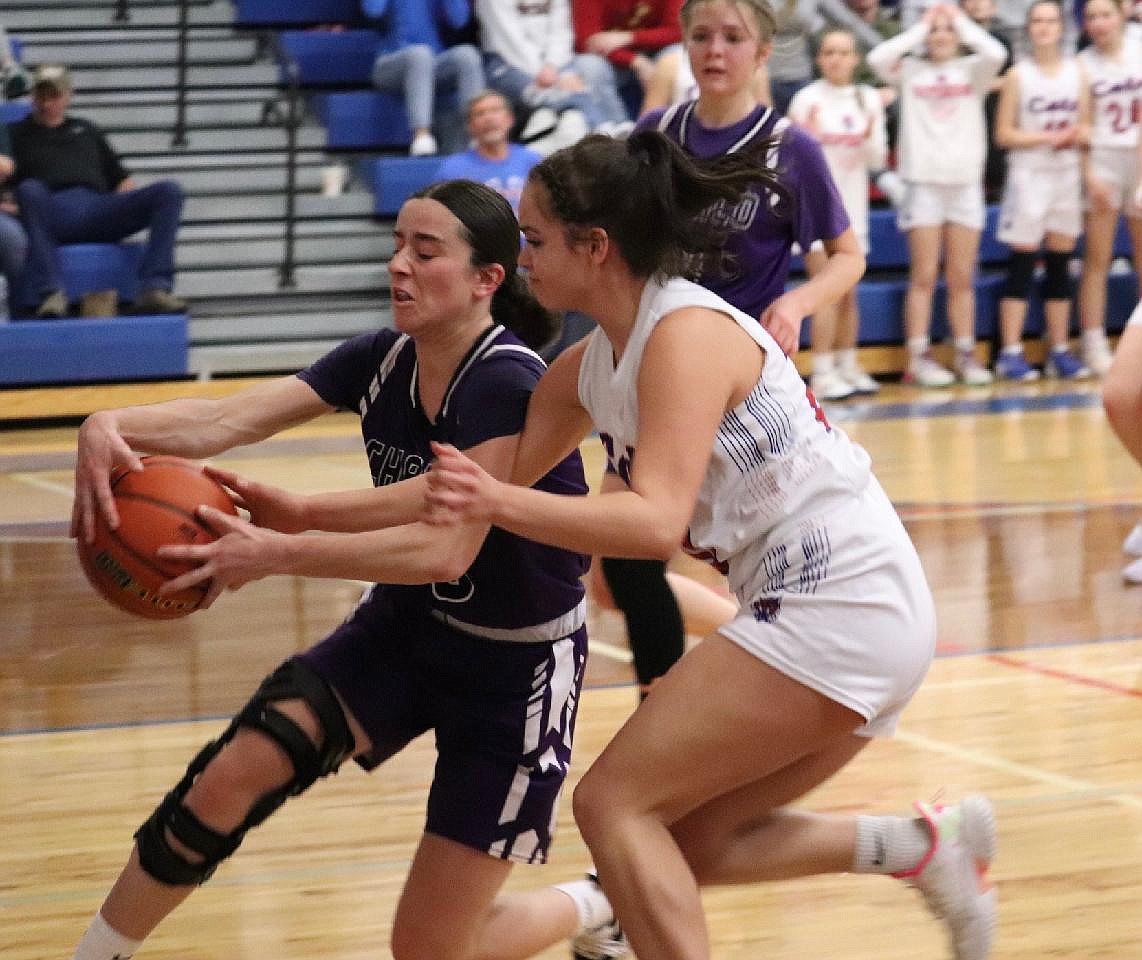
[598,0,865,701]
[67,180,616,960]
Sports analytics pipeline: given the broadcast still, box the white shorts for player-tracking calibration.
[898,181,986,232]
[717,478,937,738]
[1086,146,1142,217]
[998,163,1083,246]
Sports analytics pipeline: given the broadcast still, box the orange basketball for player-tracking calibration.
[76,455,239,620]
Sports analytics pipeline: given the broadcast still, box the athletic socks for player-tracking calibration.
[852,814,933,875]
[72,913,142,960]
[553,875,616,934]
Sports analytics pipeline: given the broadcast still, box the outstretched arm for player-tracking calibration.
[427,307,758,558]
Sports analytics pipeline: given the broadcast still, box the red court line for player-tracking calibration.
[987,653,1142,699]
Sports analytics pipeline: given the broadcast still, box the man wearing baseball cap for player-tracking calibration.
[7,63,187,318]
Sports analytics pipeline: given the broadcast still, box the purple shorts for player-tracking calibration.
[299,591,587,864]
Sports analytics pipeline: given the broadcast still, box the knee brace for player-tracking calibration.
[600,557,685,687]
[134,657,355,886]
[1042,251,1073,301]
[1001,251,1037,301]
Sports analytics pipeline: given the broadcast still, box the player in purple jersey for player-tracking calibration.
[424,131,995,960]
[601,0,866,701]
[67,180,618,960]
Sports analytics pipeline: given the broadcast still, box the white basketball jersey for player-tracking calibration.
[577,277,873,600]
[1009,58,1083,170]
[1079,38,1142,149]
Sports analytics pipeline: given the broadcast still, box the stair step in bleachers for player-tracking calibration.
[3,0,233,31]
[0,315,188,385]
[174,262,387,299]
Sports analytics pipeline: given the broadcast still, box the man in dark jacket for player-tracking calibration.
[9,64,186,317]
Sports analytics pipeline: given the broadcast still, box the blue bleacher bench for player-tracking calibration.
[11,243,144,313]
[311,90,414,150]
[0,314,187,386]
[234,0,361,27]
[366,156,444,216]
[281,30,377,87]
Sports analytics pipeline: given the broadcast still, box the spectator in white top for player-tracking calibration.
[475,0,633,151]
[993,0,1091,381]
[867,2,1008,388]
[1075,0,1142,376]
[789,28,889,400]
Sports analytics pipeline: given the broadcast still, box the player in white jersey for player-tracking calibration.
[1103,298,1142,582]
[867,3,1009,388]
[1077,0,1142,374]
[994,0,1091,380]
[790,28,888,400]
[425,131,998,960]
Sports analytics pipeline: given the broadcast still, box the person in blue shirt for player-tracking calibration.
[435,89,542,213]
[362,0,486,156]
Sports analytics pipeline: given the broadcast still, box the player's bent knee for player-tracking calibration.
[135,657,355,886]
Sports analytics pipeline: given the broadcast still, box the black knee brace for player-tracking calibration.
[1001,250,1037,301]
[600,557,685,688]
[135,657,355,886]
[1042,251,1073,301]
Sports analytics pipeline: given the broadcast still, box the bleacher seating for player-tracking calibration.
[0,314,187,385]
[280,30,377,87]
[233,0,361,28]
[9,244,145,316]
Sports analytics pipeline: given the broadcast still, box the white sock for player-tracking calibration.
[838,348,860,373]
[813,351,836,376]
[907,336,931,361]
[1000,344,1022,357]
[552,876,614,933]
[73,913,143,960]
[852,815,933,875]
[1082,327,1108,350]
[954,336,976,354]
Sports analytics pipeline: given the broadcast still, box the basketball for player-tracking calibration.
[76,455,239,620]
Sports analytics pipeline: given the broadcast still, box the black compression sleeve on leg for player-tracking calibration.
[1042,250,1073,302]
[600,557,686,688]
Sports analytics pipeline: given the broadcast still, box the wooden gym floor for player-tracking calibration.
[0,375,1139,959]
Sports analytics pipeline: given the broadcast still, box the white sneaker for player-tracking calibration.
[570,874,630,960]
[1123,556,1142,584]
[811,369,856,401]
[1084,335,1114,377]
[1123,522,1142,557]
[530,109,590,156]
[956,350,995,387]
[841,365,881,395]
[520,106,558,142]
[904,353,955,388]
[409,131,438,156]
[896,795,998,960]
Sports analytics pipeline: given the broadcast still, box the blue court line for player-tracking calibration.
[826,389,1103,423]
[1,631,1138,741]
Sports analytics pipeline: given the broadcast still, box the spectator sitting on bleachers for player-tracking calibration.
[8,65,186,319]
[434,90,540,212]
[361,0,485,157]
[0,119,28,321]
[475,0,634,152]
[572,0,685,113]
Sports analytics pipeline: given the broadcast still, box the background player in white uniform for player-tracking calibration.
[1103,297,1142,582]
[790,28,888,400]
[867,3,1009,388]
[425,131,998,960]
[994,0,1091,380]
[1077,0,1142,375]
